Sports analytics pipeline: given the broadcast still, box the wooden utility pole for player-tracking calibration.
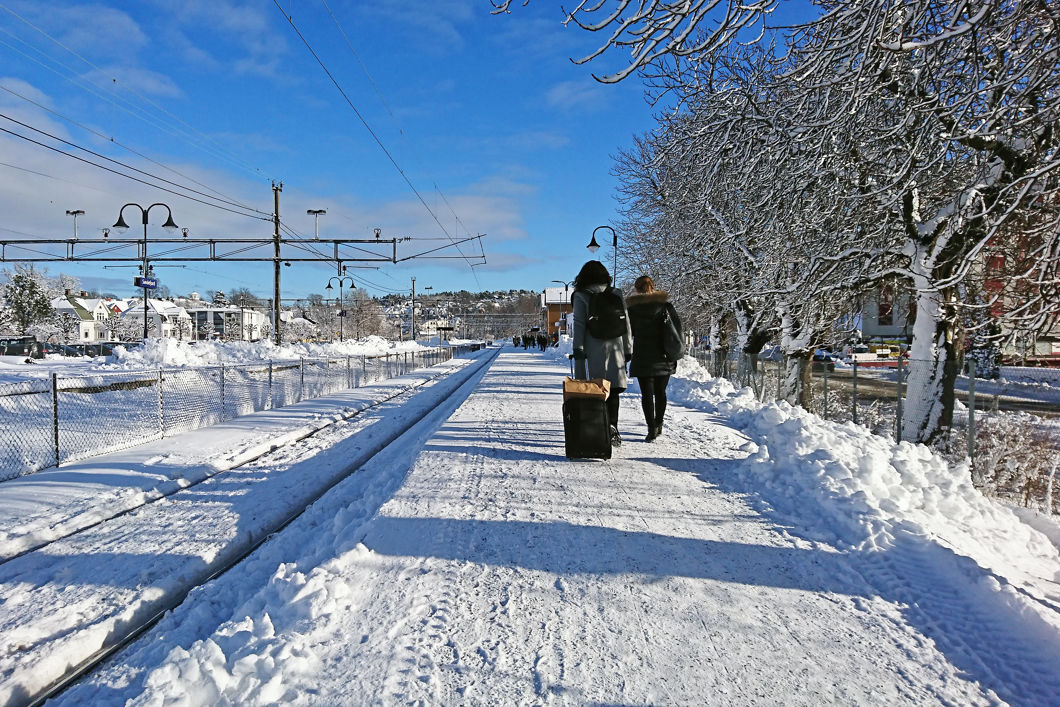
[410,276,416,342]
[273,182,283,345]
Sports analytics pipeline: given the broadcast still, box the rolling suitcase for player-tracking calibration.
[563,358,612,460]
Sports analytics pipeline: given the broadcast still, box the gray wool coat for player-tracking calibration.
[571,283,633,390]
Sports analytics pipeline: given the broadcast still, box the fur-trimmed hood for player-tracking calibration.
[625,290,669,307]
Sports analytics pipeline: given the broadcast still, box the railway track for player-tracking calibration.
[821,370,1060,418]
[0,347,499,707]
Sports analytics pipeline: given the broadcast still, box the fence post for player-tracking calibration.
[51,372,60,468]
[158,369,164,437]
[220,364,226,420]
[823,362,829,419]
[967,359,976,466]
[268,360,273,409]
[895,356,904,442]
[300,358,305,402]
[346,355,351,389]
[852,360,859,425]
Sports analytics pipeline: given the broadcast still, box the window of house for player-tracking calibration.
[878,284,894,326]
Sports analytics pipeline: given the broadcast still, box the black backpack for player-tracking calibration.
[586,289,628,339]
[660,305,685,361]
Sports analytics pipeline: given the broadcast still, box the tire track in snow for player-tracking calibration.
[854,529,1060,706]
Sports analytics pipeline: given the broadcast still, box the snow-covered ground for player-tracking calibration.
[0,336,458,385]
[3,344,1060,704]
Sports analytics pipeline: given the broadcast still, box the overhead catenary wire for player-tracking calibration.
[0,82,265,213]
[0,115,271,222]
[314,2,483,285]
[273,2,481,279]
[0,4,272,183]
[0,124,272,222]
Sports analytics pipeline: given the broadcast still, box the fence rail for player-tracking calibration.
[692,346,1060,508]
[0,345,483,481]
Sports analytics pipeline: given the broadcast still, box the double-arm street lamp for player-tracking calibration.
[551,279,573,336]
[587,225,618,282]
[325,274,354,341]
[112,202,179,340]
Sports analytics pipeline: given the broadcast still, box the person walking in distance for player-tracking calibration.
[571,260,632,446]
[626,275,683,442]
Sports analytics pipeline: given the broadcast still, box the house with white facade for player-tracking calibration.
[187,303,268,341]
[50,291,123,343]
[120,298,193,340]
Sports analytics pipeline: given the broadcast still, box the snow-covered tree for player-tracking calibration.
[1,265,54,335]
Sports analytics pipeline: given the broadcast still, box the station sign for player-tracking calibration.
[134,276,158,289]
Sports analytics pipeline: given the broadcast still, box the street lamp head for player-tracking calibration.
[112,213,130,232]
[586,234,600,254]
[66,209,84,217]
[325,281,334,291]
[161,214,179,232]
[307,209,326,216]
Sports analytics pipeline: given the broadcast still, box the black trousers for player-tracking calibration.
[608,386,625,427]
[637,375,670,427]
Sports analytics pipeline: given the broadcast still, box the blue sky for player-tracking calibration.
[0,1,807,301]
[0,0,658,300]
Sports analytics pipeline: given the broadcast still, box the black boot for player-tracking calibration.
[609,425,622,447]
[654,421,664,438]
[644,421,658,442]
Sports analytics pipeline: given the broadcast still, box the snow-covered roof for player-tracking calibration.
[542,287,573,304]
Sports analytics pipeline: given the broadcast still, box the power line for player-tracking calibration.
[0,113,271,220]
[0,82,265,212]
[273,2,481,276]
[314,2,482,285]
[0,3,272,182]
[0,124,271,222]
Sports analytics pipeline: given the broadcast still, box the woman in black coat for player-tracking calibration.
[626,275,682,442]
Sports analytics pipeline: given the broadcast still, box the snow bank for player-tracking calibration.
[0,338,450,383]
[1001,366,1060,386]
[665,357,1060,598]
[106,336,433,369]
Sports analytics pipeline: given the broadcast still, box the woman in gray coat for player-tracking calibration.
[571,260,632,446]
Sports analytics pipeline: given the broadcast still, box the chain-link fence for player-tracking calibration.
[692,346,1060,509]
[0,345,484,481]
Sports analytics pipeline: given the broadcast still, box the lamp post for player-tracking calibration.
[551,279,572,336]
[65,209,84,240]
[423,286,433,340]
[588,225,618,281]
[307,209,326,239]
[325,275,354,341]
[112,203,179,341]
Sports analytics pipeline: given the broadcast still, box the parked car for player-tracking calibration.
[40,342,82,357]
[811,352,836,372]
[76,341,123,357]
[0,336,42,358]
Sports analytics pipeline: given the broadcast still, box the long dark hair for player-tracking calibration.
[573,260,611,290]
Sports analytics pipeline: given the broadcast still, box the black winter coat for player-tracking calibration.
[626,291,681,378]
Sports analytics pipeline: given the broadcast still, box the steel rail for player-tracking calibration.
[19,345,498,707]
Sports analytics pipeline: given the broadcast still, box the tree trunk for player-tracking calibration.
[902,282,959,444]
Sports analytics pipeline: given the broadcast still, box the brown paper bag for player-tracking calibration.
[563,376,611,401]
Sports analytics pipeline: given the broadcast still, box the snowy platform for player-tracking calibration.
[4,346,1060,705]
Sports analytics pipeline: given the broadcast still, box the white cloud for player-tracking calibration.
[544,80,610,113]
[81,67,183,99]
